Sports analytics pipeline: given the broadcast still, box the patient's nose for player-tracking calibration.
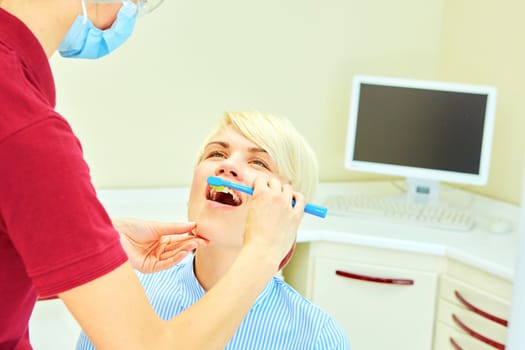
[216,160,239,178]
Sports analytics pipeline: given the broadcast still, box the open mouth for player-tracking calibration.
[207,185,243,206]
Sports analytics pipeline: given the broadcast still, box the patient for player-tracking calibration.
[77,111,350,349]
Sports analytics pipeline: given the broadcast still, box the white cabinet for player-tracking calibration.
[284,241,440,350]
[284,242,514,350]
[433,260,512,350]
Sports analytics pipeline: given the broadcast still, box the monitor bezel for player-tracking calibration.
[344,75,497,186]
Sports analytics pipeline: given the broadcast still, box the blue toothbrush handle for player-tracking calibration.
[291,199,328,218]
[209,177,327,219]
[304,203,328,218]
[227,182,254,195]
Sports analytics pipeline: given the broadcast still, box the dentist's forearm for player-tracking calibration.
[165,244,278,349]
[61,251,276,350]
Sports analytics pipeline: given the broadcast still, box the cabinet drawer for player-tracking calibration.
[440,275,510,326]
[434,322,498,350]
[445,260,512,299]
[437,299,507,348]
[312,257,437,350]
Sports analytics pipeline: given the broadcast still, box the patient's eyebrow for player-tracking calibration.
[205,141,229,149]
[205,142,268,155]
[247,147,268,155]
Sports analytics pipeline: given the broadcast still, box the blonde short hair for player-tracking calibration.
[196,111,319,201]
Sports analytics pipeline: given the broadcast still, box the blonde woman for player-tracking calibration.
[78,111,350,349]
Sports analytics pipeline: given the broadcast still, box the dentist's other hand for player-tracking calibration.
[243,177,306,271]
[113,218,208,273]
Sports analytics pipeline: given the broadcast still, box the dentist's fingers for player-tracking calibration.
[159,234,208,249]
[291,191,306,214]
[244,176,304,271]
[152,221,198,238]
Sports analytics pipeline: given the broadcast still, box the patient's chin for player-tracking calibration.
[191,227,210,241]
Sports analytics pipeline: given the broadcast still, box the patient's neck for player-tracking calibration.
[193,245,239,291]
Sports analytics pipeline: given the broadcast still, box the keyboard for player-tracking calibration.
[323,195,475,232]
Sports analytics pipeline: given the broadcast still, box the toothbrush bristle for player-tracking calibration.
[209,184,225,191]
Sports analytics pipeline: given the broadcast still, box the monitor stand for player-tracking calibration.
[405,178,440,205]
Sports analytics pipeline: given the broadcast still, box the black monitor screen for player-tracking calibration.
[353,83,488,175]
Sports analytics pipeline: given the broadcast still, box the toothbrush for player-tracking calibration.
[207,176,328,218]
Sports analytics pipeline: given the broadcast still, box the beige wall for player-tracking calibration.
[51,0,524,204]
[50,0,443,189]
[437,0,525,203]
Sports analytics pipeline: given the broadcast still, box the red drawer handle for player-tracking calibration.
[452,314,505,350]
[335,270,414,285]
[450,337,463,350]
[455,290,508,327]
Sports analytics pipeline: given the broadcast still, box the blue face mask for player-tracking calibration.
[58,0,138,59]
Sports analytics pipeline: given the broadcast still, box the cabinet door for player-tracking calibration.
[312,257,437,350]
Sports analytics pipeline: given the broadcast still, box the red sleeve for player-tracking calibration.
[0,116,128,297]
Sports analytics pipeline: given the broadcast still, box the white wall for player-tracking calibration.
[438,0,525,203]
[50,0,443,189]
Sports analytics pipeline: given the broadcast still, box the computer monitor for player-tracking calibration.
[345,75,497,204]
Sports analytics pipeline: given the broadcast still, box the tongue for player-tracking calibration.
[214,192,239,206]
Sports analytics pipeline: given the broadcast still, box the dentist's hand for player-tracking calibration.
[113,218,208,273]
[242,177,305,271]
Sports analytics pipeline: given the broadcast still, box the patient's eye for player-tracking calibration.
[251,158,270,169]
[205,150,227,159]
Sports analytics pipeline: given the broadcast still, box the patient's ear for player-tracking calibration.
[278,241,296,270]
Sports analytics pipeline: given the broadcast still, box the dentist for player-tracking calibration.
[0,1,306,349]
